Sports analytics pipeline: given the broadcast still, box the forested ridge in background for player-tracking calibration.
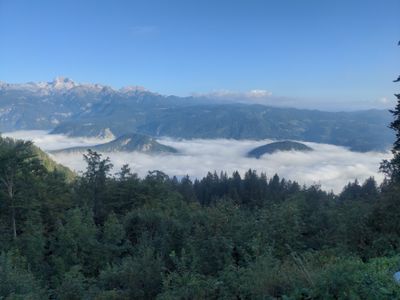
[0,135,400,299]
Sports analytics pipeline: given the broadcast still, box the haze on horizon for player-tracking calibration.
[0,0,399,110]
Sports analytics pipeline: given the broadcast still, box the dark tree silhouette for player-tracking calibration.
[381,41,400,180]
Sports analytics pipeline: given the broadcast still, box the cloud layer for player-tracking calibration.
[3,131,392,193]
[3,130,113,151]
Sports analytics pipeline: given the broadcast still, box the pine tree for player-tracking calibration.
[0,138,41,240]
[81,150,113,224]
[381,41,400,181]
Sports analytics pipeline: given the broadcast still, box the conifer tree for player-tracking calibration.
[81,150,113,224]
[0,138,41,240]
[381,41,400,181]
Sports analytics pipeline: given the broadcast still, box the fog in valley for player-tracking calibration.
[3,130,391,193]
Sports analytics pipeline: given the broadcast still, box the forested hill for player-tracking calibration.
[51,133,178,155]
[247,141,313,158]
[0,136,400,299]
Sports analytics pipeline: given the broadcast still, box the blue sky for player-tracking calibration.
[0,0,399,110]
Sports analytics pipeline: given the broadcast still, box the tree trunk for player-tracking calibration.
[11,205,16,240]
[8,184,17,240]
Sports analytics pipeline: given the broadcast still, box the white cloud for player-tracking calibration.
[379,97,389,104]
[192,89,285,106]
[248,89,272,98]
[3,131,391,194]
[194,89,273,102]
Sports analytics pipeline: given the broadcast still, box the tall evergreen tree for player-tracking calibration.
[381,41,400,181]
[0,138,41,240]
[81,150,113,224]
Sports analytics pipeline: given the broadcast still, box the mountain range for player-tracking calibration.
[0,77,394,152]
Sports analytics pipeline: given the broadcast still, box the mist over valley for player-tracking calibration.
[3,130,390,193]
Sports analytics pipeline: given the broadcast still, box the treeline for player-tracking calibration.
[0,141,400,299]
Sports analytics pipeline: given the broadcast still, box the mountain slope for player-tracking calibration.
[0,136,75,181]
[51,133,178,154]
[52,103,393,152]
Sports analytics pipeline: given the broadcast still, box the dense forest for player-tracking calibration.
[0,133,400,299]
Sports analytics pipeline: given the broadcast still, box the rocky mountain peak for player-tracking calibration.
[50,77,77,90]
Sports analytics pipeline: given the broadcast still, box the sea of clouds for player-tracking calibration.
[3,130,392,193]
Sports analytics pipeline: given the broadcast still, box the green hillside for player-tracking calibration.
[0,136,75,181]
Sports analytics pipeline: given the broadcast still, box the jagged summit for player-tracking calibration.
[50,77,77,90]
[0,77,150,96]
[119,85,147,94]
